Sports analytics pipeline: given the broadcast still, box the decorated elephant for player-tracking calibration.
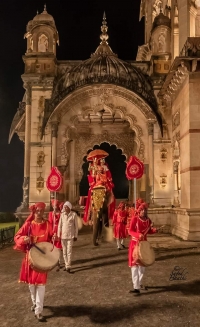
[90,185,114,246]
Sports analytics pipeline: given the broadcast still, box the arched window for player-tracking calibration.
[38,34,48,52]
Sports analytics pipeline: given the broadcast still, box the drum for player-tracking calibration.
[29,242,60,273]
[102,225,114,242]
[133,241,155,267]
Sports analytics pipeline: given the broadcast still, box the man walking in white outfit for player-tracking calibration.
[57,201,78,273]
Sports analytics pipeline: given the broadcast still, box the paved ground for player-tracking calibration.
[1,228,200,327]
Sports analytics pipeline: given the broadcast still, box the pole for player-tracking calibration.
[134,178,136,209]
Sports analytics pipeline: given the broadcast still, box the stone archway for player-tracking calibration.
[79,142,130,199]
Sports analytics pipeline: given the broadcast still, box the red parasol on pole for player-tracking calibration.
[87,149,109,162]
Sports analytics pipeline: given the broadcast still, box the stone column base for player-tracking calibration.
[171,208,200,241]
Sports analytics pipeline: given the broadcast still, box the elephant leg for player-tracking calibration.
[93,212,100,246]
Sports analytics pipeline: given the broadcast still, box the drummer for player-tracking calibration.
[14,202,55,321]
[128,199,158,295]
[48,199,63,271]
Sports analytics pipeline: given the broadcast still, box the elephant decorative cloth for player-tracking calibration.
[83,158,115,223]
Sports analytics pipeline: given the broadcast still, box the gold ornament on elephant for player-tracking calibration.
[91,186,106,216]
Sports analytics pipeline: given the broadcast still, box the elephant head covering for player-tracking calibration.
[64,201,72,210]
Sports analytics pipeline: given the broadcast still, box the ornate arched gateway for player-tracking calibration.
[11,4,200,240]
[9,10,162,213]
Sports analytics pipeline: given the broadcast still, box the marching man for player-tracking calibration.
[112,202,128,250]
[14,202,55,321]
[128,199,158,295]
[57,201,78,273]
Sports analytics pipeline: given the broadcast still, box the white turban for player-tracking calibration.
[64,201,72,210]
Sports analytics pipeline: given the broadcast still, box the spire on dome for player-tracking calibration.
[44,4,47,12]
[100,11,109,44]
[91,12,117,57]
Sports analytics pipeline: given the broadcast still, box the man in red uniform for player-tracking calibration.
[14,202,54,321]
[48,199,62,271]
[128,199,158,295]
[112,202,128,250]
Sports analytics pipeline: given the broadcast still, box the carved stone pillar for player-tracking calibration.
[148,121,154,204]
[23,82,32,207]
[51,122,58,167]
[173,161,180,206]
[189,3,197,37]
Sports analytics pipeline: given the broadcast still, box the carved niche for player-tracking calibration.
[160,147,168,162]
[74,130,139,176]
[172,110,180,131]
[38,34,48,52]
[37,151,45,167]
[160,174,167,188]
[36,174,44,193]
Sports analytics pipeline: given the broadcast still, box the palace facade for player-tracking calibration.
[9,1,200,240]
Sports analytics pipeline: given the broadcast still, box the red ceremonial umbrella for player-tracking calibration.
[87,149,109,161]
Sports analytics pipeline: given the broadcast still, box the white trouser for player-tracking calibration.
[29,284,45,315]
[131,266,146,290]
[61,239,74,268]
[116,238,124,248]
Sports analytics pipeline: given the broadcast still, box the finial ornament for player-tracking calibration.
[159,1,163,13]
[100,11,109,43]
[37,10,39,15]
[44,4,47,12]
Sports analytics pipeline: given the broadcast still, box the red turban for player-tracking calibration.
[59,202,64,211]
[35,202,46,210]
[118,201,125,209]
[137,202,148,213]
[136,198,144,209]
[51,199,60,209]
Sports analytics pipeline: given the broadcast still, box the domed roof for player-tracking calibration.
[33,5,55,24]
[43,14,162,136]
[152,12,171,30]
[52,14,157,113]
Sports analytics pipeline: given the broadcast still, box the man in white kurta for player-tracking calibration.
[57,201,78,273]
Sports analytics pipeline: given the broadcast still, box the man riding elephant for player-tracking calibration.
[83,150,115,230]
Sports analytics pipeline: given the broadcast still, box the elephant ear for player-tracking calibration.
[91,186,106,216]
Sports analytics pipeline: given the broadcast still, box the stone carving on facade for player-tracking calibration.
[22,177,29,207]
[158,32,166,52]
[180,37,200,57]
[73,130,143,176]
[23,82,32,105]
[160,147,168,162]
[51,122,59,138]
[173,140,180,159]
[36,174,44,193]
[48,86,160,137]
[136,43,152,61]
[61,128,72,166]
[38,96,45,114]
[163,61,189,100]
[151,26,170,55]
[172,110,180,131]
[37,151,45,167]
[160,174,167,188]
[38,34,48,52]
[153,0,163,19]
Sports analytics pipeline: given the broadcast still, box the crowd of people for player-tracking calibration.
[14,196,159,321]
[13,156,159,321]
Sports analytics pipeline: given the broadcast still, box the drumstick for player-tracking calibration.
[33,244,46,255]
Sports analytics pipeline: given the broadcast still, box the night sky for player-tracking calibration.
[0,0,144,212]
